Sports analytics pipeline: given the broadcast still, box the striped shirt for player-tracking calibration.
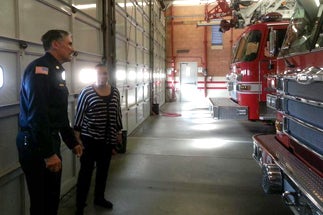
[74,85,123,144]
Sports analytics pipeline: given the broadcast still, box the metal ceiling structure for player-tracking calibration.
[164,0,296,27]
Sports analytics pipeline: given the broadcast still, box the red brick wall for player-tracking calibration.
[165,5,245,77]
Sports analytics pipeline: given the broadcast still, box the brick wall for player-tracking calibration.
[165,5,245,77]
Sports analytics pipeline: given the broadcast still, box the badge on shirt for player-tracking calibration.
[35,66,49,75]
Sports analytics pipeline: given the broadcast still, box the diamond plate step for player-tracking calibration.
[253,134,323,212]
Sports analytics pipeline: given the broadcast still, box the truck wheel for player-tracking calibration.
[262,164,283,194]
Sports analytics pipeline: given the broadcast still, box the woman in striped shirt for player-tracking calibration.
[74,64,123,215]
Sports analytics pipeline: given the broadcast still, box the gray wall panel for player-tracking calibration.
[0,176,24,215]
[144,102,150,118]
[127,108,137,134]
[136,8,143,26]
[0,1,105,214]
[127,65,137,85]
[143,16,149,34]
[128,22,136,42]
[114,0,166,133]
[74,19,101,54]
[116,0,126,10]
[144,51,149,65]
[128,44,136,64]
[0,0,16,38]
[73,0,101,19]
[61,146,78,194]
[137,28,143,46]
[116,10,126,37]
[143,0,149,15]
[0,116,19,173]
[116,38,127,62]
[137,103,144,124]
[19,0,71,42]
[137,48,143,64]
[0,0,166,213]
[144,84,149,100]
[128,88,136,106]
[137,67,144,83]
[0,51,19,105]
[137,85,144,102]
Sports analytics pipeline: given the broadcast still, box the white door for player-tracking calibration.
[180,62,198,102]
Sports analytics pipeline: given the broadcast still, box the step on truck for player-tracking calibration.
[209,13,289,120]
[253,0,323,214]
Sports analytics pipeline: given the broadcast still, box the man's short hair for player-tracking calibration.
[41,30,70,51]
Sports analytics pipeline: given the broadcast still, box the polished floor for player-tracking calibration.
[59,101,293,215]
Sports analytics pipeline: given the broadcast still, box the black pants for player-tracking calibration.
[17,131,62,215]
[76,136,113,209]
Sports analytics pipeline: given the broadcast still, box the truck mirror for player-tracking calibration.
[269,28,277,57]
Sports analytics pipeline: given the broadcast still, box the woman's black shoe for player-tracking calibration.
[94,198,113,209]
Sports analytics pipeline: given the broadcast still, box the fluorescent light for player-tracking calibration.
[72,4,96,10]
[117,1,148,7]
[117,2,134,7]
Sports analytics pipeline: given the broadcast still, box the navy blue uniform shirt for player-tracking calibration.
[19,52,77,158]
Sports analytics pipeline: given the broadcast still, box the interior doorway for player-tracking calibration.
[180,62,198,102]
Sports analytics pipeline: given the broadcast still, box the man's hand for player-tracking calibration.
[117,132,122,144]
[44,154,62,172]
[73,144,83,157]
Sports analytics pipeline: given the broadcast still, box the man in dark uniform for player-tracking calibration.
[16,29,83,215]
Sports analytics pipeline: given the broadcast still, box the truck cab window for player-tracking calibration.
[281,2,320,54]
[266,28,287,57]
[244,42,259,61]
[232,37,247,63]
[233,30,261,62]
[314,5,323,48]
[315,23,323,48]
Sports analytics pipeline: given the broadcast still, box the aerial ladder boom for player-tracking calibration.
[199,0,295,32]
[238,0,296,25]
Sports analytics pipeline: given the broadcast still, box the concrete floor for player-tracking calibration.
[59,101,293,215]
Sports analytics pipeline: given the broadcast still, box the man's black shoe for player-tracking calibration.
[75,208,84,215]
[94,198,113,209]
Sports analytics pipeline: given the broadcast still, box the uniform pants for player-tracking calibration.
[22,158,62,215]
[76,136,113,209]
[17,131,62,215]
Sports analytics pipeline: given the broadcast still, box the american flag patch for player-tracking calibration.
[35,66,49,75]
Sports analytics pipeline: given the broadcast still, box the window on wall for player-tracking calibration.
[0,66,3,88]
[211,25,223,49]
[79,68,96,84]
[72,0,100,20]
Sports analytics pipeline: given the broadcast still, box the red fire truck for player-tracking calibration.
[253,0,323,214]
[210,13,289,120]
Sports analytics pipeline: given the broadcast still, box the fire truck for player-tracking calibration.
[208,0,296,120]
[210,15,289,120]
[253,0,323,214]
